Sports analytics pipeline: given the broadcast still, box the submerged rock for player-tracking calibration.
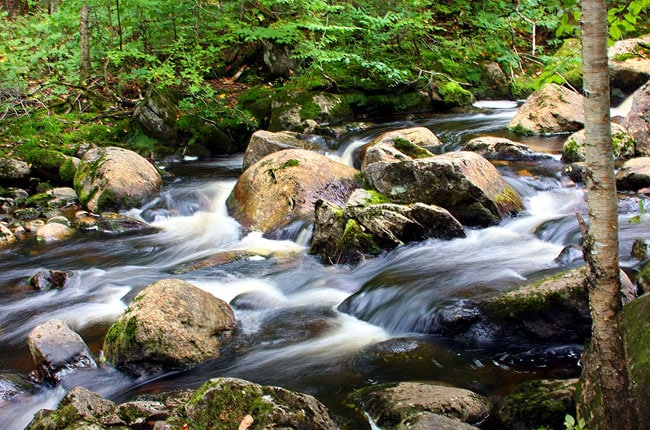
[74,146,162,213]
[507,83,585,135]
[29,270,73,291]
[352,381,490,428]
[463,136,553,161]
[103,278,236,377]
[364,151,524,227]
[27,319,97,384]
[227,149,359,233]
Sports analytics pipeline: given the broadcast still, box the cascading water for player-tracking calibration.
[0,104,647,429]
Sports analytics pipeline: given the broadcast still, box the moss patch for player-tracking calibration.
[393,137,433,159]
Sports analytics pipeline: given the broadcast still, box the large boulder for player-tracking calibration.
[74,146,162,213]
[243,130,327,172]
[352,382,490,428]
[310,189,465,265]
[227,149,359,233]
[358,127,439,170]
[562,123,636,162]
[507,83,585,135]
[615,157,650,191]
[462,136,554,161]
[363,151,525,227]
[27,319,97,384]
[184,377,337,430]
[623,81,650,156]
[103,278,236,377]
[608,35,650,95]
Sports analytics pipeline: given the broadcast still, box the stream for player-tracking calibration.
[1,102,648,429]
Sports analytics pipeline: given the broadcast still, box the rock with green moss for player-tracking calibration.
[562,123,635,163]
[183,377,336,429]
[58,157,79,186]
[103,278,236,377]
[507,83,585,135]
[620,293,650,425]
[431,81,476,107]
[364,151,524,227]
[463,136,554,161]
[351,381,490,428]
[623,81,650,156]
[358,127,439,170]
[24,149,69,184]
[74,146,162,213]
[97,212,155,235]
[134,87,180,141]
[227,149,359,233]
[615,157,650,191]
[26,386,115,430]
[269,91,353,133]
[497,378,578,430]
[310,189,465,265]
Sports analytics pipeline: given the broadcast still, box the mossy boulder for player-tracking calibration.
[620,293,650,425]
[227,149,359,233]
[351,381,490,428]
[74,146,162,213]
[134,87,180,141]
[615,157,650,191]
[363,151,525,227]
[431,81,476,107]
[27,386,115,430]
[269,91,353,133]
[310,189,466,265]
[507,83,585,135]
[183,377,336,429]
[24,149,68,184]
[561,123,635,163]
[497,378,578,430]
[103,278,236,377]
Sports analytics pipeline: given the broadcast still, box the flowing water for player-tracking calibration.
[1,103,648,429]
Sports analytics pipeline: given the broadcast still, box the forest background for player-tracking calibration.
[1,0,649,164]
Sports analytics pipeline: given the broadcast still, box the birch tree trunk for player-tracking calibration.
[577,0,639,428]
[80,2,91,78]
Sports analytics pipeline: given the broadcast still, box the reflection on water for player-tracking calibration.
[0,105,648,429]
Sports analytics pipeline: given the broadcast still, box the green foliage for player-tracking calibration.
[564,414,587,430]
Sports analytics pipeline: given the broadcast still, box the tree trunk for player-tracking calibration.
[577,0,639,428]
[80,2,91,78]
